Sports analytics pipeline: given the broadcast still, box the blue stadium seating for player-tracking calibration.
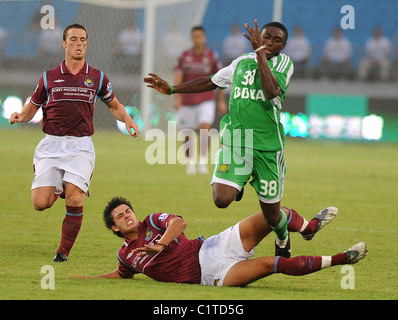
[1,0,397,67]
[0,1,80,58]
[203,0,398,67]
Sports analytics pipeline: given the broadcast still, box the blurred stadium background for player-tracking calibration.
[0,0,397,142]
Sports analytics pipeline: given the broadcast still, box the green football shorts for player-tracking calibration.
[211,144,286,204]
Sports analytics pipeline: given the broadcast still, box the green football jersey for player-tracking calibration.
[212,52,294,151]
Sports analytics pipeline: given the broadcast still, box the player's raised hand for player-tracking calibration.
[243,19,263,52]
[143,73,173,95]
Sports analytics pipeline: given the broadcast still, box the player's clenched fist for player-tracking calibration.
[9,112,24,124]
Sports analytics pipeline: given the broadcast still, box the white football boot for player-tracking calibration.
[345,242,368,264]
[302,206,338,240]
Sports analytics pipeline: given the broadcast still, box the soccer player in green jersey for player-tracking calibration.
[144,20,294,257]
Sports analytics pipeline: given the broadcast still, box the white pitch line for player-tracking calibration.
[328,226,398,234]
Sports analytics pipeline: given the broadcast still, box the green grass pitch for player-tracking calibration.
[0,127,397,300]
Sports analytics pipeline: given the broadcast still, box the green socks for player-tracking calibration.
[271,209,288,242]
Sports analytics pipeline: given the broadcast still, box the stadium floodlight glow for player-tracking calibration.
[280,112,291,135]
[290,113,309,138]
[325,115,345,138]
[345,116,362,139]
[116,106,144,135]
[281,112,309,138]
[1,95,23,120]
[362,114,384,141]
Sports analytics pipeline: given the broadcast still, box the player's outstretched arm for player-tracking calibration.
[9,101,39,124]
[144,73,218,95]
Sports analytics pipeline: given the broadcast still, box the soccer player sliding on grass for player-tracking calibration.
[74,197,367,287]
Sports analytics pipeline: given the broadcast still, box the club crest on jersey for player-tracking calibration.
[218,164,230,173]
[84,76,94,87]
[106,82,112,92]
[145,228,153,241]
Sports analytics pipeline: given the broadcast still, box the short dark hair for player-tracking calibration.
[103,196,134,238]
[262,21,288,42]
[191,25,206,34]
[63,23,88,41]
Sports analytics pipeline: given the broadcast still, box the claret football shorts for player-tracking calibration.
[211,144,286,204]
[32,134,95,195]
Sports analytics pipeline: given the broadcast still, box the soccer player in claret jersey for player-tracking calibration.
[174,26,227,175]
[9,24,140,262]
[144,20,294,258]
[74,197,367,287]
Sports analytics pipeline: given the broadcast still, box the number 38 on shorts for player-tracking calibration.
[252,149,286,204]
[259,179,278,197]
[212,145,286,205]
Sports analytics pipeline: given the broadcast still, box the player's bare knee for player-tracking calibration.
[213,194,232,208]
[261,256,276,273]
[212,186,235,208]
[33,204,46,211]
[32,199,50,211]
[66,196,83,207]
[64,186,85,207]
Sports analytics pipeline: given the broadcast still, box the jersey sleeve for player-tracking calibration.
[211,64,233,89]
[272,54,294,94]
[174,52,184,73]
[269,54,294,110]
[211,54,247,89]
[117,255,138,279]
[148,212,181,231]
[97,73,115,103]
[30,73,48,107]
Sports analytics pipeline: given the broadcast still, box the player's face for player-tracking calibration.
[191,30,206,49]
[260,26,286,59]
[111,204,139,236]
[63,28,88,60]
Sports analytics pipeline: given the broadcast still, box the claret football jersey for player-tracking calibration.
[30,60,115,137]
[175,47,222,106]
[117,213,204,284]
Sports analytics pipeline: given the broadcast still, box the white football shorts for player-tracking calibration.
[32,134,95,195]
[177,100,216,130]
[199,222,255,286]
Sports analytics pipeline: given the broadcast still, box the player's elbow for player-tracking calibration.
[265,86,281,100]
[179,219,188,230]
[171,217,187,231]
